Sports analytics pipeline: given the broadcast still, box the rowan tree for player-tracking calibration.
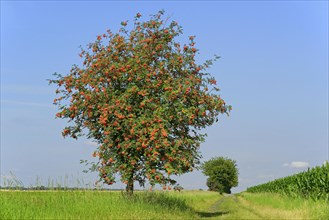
[49,10,231,195]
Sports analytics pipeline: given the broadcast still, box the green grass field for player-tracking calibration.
[1,190,328,219]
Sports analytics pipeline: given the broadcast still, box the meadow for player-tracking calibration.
[1,190,328,219]
[1,163,328,219]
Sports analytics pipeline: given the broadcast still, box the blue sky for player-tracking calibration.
[1,1,328,192]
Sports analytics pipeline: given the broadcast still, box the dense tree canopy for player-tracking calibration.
[202,157,238,194]
[49,10,231,194]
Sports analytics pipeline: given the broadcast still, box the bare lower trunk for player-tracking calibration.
[126,173,134,196]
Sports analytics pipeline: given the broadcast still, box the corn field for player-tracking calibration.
[247,162,329,200]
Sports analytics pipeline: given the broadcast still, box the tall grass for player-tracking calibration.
[0,173,223,219]
[239,193,329,220]
[0,172,98,191]
[0,190,221,220]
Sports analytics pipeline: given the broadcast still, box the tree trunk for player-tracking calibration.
[126,173,134,196]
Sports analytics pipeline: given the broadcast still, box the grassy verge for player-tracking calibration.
[2,190,327,219]
[0,190,222,220]
[215,193,329,219]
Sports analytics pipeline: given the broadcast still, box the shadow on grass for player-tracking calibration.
[196,211,229,218]
[121,192,230,218]
[122,191,194,212]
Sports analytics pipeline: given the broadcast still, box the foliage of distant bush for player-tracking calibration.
[201,156,238,194]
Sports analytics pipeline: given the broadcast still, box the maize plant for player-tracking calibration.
[247,162,329,201]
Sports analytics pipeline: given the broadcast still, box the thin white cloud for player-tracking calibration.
[2,84,53,95]
[283,161,310,168]
[238,177,253,183]
[1,99,54,108]
[85,141,98,147]
[291,161,310,168]
[257,174,274,179]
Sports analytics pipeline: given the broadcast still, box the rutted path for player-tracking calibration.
[202,194,265,219]
[197,194,236,219]
[201,193,310,219]
[208,194,236,213]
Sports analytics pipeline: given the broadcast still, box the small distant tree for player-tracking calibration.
[201,157,238,194]
[49,10,231,196]
[173,184,184,192]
